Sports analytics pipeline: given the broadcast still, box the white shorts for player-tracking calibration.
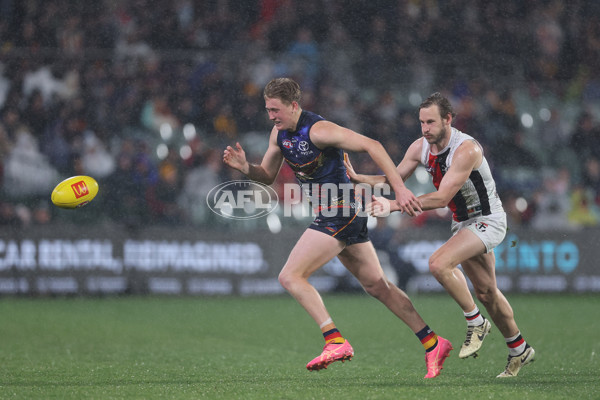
[450,212,507,253]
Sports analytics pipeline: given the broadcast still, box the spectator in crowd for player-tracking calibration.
[148,147,184,224]
[80,131,116,179]
[319,23,360,96]
[0,122,12,185]
[286,27,320,89]
[4,123,59,198]
[570,112,600,160]
[582,157,600,204]
[568,185,599,227]
[530,168,574,231]
[179,148,224,224]
[102,150,144,228]
[140,94,181,134]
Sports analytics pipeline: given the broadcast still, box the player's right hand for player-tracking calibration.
[223,142,249,173]
[366,195,392,217]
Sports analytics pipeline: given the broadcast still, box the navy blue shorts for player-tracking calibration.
[309,214,370,245]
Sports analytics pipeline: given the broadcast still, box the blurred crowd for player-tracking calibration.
[1,0,600,231]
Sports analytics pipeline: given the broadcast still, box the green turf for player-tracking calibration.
[0,293,598,399]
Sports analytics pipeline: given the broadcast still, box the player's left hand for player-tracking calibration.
[393,187,423,216]
[343,152,359,182]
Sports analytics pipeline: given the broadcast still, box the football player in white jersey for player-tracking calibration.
[345,92,535,378]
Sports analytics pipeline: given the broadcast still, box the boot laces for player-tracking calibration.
[463,326,475,346]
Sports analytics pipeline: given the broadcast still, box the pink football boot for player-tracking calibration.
[424,337,453,379]
[306,339,354,371]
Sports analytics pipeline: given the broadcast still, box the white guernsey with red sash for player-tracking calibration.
[420,127,504,222]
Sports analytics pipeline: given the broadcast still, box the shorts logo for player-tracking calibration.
[475,222,488,232]
[71,181,89,198]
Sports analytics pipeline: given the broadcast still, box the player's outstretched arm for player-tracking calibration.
[418,140,481,210]
[223,127,283,185]
[345,138,425,216]
[311,121,421,216]
[365,195,399,217]
[343,152,388,186]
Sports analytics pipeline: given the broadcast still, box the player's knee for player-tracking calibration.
[428,255,446,279]
[362,277,391,299]
[278,269,294,291]
[474,287,495,306]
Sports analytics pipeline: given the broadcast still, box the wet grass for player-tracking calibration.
[0,294,597,399]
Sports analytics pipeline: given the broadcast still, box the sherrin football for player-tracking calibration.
[51,175,99,209]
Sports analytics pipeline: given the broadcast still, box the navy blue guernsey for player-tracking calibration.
[277,110,359,216]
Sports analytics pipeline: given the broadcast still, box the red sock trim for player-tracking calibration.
[465,313,480,321]
[507,336,525,348]
[323,329,342,342]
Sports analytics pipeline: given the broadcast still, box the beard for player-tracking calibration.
[424,127,448,146]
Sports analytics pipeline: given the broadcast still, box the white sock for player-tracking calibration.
[505,332,527,356]
[464,306,484,327]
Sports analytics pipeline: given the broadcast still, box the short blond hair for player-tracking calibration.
[263,78,301,105]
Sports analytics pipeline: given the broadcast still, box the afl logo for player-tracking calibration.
[282,140,293,149]
[206,180,279,220]
[298,141,309,151]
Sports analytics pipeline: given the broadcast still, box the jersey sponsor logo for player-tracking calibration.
[298,141,309,152]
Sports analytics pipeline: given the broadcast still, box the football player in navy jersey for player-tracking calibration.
[346,92,534,378]
[223,78,452,378]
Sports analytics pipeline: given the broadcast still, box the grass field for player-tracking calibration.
[0,294,598,399]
